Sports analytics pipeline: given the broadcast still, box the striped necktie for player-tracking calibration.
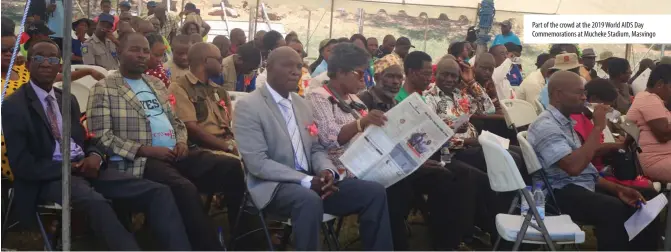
[278,99,308,171]
[45,95,61,141]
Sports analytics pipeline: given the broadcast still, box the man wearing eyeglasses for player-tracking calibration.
[82,13,119,70]
[2,38,191,250]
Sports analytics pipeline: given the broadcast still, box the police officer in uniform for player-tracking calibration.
[82,13,119,70]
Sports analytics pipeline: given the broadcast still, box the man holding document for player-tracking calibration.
[527,71,660,250]
[233,46,393,251]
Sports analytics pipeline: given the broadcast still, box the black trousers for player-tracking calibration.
[386,159,481,250]
[554,184,660,251]
[143,149,245,250]
[39,168,191,250]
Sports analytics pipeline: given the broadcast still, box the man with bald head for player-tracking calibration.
[253,30,266,51]
[527,71,658,250]
[375,34,395,58]
[229,28,246,54]
[88,33,239,250]
[519,58,555,104]
[168,42,245,234]
[212,35,231,58]
[234,46,393,251]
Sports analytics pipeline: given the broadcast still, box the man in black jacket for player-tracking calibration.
[2,39,191,250]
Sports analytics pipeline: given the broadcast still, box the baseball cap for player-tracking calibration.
[501,20,512,27]
[396,37,414,48]
[319,38,337,51]
[97,13,115,24]
[26,20,55,36]
[582,48,596,58]
[146,1,158,7]
[119,1,131,8]
[550,53,581,71]
[184,2,196,10]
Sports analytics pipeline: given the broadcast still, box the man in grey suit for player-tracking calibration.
[233,47,393,250]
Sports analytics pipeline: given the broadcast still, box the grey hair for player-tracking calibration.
[327,42,371,79]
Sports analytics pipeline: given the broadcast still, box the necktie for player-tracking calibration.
[45,95,61,141]
[278,99,308,171]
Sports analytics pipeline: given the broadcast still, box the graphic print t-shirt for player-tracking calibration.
[125,78,176,149]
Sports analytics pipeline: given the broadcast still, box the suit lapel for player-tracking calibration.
[261,86,290,137]
[113,74,145,115]
[26,84,52,132]
[291,93,312,166]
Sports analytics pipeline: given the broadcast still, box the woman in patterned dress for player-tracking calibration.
[143,32,171,87]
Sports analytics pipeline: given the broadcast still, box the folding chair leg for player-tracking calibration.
[541,171,561,214]
[257,211,274,251]
[664,191,671,251]
[321,223,334,250]
[524,190,556,251]
[512,213,533,251]
[36,212,53,251]
[1,188,14,243]
[278,224,292,251]
[326,219,341,250]
[228,194,248,250]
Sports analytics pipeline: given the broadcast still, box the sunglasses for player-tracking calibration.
[31,55,60,64]
[351,70,365,80]
[1,47,15,54]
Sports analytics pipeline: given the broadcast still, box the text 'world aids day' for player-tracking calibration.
[523,15,671,44]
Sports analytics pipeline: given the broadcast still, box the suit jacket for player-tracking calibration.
[1,83,101,222]
[86,71,188,178]
[233,85,337,209]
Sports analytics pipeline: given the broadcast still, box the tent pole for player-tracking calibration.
[329,0,334,38]
[61,0,74,248]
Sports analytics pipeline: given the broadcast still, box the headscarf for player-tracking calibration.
[373,53,402,75]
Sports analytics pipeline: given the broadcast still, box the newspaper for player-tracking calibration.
[339,93,455,188]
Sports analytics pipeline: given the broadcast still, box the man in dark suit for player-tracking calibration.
[2,38,191,250]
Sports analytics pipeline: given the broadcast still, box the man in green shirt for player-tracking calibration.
[395,51,433,102]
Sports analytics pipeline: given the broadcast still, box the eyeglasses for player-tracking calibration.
[1,47,15,54]
[31,55,60,64]
[351,70,365,80]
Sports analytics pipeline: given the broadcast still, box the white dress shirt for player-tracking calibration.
[265,83,314,188]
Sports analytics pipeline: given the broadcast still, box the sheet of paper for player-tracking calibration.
[481,130,510,149]
[339,93,454,187]
[624,194,668,241]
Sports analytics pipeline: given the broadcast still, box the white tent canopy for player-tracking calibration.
[357,0,671,15]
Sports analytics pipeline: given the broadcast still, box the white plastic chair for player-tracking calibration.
[517,131,562,214]
[479,133,585,250]
[228,91,248,109]
[533,99,545,115]
[53,81,90,112]
[71,64,107,89]
[500,99,539,133]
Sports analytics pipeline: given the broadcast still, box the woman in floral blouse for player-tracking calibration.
[144,32,171,87]
[425,55,528,181]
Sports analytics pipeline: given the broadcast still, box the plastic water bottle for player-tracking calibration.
[533,182,546,220]
[439,146,452,166]
[520,186,532,217]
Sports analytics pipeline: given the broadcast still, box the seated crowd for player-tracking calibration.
[1,6,670,251]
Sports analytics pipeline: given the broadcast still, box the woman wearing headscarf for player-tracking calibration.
[309,43,479,250]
